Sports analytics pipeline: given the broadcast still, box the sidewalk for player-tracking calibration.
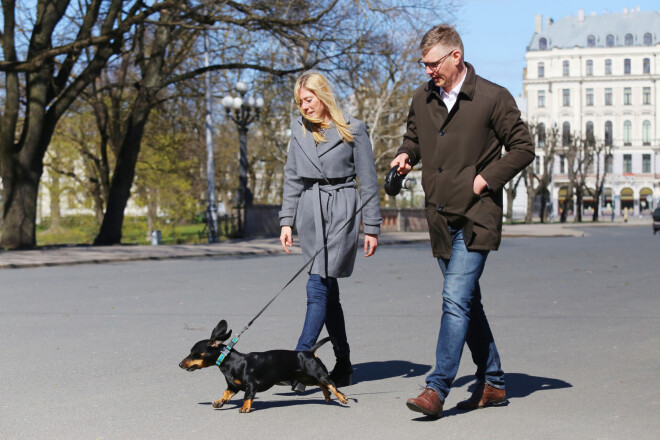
[0,220,648,269]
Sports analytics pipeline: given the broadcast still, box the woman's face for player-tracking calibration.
[299,87,329,123]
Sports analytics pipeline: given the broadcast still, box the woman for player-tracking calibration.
[279,72,382,390]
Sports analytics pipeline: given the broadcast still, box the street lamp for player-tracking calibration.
[222,82,264,236]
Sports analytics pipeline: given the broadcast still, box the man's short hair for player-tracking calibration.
[420,24,464,57]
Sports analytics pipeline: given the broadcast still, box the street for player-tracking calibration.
[1,225,659,439]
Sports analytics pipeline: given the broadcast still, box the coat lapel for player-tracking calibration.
[316,125,343,157]
[293,118,324,176]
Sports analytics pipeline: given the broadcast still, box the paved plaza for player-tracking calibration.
[1,223,658,439]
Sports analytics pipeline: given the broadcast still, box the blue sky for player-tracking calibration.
[455,0,660,97]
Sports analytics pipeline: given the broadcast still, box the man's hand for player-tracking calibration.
[390,153,412,175]
[473,174,488,195]
[364,233,378,257]
[280,226,293,254]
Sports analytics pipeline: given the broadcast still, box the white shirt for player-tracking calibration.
[440,68,468,112]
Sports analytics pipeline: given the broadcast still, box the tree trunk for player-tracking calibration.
[0,157,42,249]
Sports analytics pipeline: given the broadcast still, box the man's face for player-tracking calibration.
[420,45,459,90]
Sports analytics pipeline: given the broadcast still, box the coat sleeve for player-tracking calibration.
[352,121,382,235]
[396,100,422,166]
[279,127,305,227]
[479,89,535,192]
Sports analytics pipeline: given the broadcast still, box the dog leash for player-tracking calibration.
[216,171,404,366]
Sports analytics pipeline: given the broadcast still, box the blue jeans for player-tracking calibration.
[425,227,505,401]
[295,274,350,359]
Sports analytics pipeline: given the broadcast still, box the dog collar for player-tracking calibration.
[216,336,239,366]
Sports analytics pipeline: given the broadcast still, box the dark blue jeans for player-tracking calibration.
[425,227,505,401]
[295,274,350,359]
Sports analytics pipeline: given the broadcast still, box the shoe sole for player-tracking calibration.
[456,398,509,410]
[406,401,442,418]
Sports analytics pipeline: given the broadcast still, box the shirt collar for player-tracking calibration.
[440,66,468,98]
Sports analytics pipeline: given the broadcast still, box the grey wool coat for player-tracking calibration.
[279,115,382,278]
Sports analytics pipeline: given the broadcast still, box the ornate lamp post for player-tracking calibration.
[221,82,264,236]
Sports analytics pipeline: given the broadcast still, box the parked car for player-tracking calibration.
[653,207,660,235]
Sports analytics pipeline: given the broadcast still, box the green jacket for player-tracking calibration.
[397,63,535,259]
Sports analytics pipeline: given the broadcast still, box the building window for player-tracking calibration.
[623,154,632,173]
[606,34,615,47]
[625,33,633,46]
[605,121,613,146]
[624,87,632,105]
[562,122,571,146]
[559,154,566,173]
[644,32,653,46]
[538,90,546,108]
[538,62,544,78]
[586,121,595,144]
[605,155,613,173]
[643,121,651,145]
[563,60,569,76]
[586,59,593,75]
[586,88,594,106]
[587,35,596,47]
[643,58,650,74]
[643,87,651,105]
[605,59,612,75]
[537,123,546,147]
[562,89,570,106]
[623,121,632,146]
[643,154,651,173]
[624,58,631,74]
[605,88,612,106]
[539,37,547,50]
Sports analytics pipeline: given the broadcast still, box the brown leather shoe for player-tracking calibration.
[406,388,443,418]
[456,383,507,410]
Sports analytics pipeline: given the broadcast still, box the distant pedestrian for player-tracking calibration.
[279,72,382,391]
[390,24,535,418]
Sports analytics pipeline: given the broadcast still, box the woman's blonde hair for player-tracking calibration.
[294,72,354,143]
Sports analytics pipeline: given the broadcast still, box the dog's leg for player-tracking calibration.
[212,389,236,408]
[319,384,332,402]
[239,387,256,413]
[327,384,349,404]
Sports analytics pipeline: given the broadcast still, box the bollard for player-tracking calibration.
[151,230,162,245]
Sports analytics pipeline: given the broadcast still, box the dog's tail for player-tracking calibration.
[310,337,331,355]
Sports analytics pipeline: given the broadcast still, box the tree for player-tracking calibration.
[524,123,557,223]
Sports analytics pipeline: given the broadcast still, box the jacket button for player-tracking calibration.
[438,204,444,211]
[437,167,443,173]
[438,130,445,136]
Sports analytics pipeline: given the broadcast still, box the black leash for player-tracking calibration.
[217,179,389,365]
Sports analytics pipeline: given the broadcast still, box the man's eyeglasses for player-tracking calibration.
[417,50,455,70]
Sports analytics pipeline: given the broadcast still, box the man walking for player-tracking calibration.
[391,24,535,418]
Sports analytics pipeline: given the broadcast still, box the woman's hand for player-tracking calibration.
[280,226,293,254]
[364,233,378,257]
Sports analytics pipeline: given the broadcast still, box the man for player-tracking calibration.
[391,24,535,418]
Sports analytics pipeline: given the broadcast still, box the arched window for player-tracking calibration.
[539,37,547,50]
[538,62,545,77]
[623,121,632,146]
[643,32,653,46]
[606,34,615,47]
[537,123,546,147]
[587,35,596,47]
[586,121,594,144]
[625,33,633,46]
[562,122,571,146]
[642,120,651,145]
[604,121,613,146]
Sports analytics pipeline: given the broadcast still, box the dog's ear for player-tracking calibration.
[211,320,232,342]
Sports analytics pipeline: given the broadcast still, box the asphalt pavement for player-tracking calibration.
[1,220,646,269]
[1,219,658,439]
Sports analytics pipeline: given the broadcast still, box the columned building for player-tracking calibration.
[524,8,659,218]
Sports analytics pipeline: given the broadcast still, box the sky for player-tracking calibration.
[454,0,660,97]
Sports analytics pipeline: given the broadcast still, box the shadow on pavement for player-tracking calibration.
[353,360,432,383]
[453,372,572,399]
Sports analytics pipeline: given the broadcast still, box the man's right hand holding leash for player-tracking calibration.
[390,153,412,176]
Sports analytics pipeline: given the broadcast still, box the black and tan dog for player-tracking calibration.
[179,320,349,413]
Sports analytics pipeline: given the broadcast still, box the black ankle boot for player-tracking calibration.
[329,357,353,387]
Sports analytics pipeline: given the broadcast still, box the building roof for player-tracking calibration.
[527,8,660,51]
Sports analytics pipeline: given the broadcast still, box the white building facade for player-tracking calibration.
[524,8,659,218]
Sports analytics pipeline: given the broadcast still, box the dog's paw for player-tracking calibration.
[212,400,225,409]
[239,399,253,413]
[337,392,349,405]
